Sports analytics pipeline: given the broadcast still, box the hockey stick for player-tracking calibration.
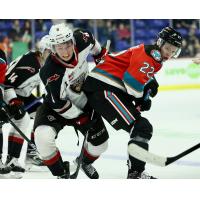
[0,97,43,130]
[6,115,37,152]
[129,88,200,167]
[70,40,111,179]
[105,40,111,54]
[70,110,95,179]
[128,142,200,167]
[70,131,89,179]
[24,96,43,111]
[1,101,38,152]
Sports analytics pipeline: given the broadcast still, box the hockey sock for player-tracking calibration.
[128,141,148,173]
[8,135,24,158]
[27,131,35,153]
[82,148,99,164]
[43,150,65,176]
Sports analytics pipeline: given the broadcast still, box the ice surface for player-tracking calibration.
[1,90,200,179]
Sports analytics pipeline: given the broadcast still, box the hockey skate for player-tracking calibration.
[0,158,11,174]
[6,156,25,173]
[2,156,25,179]
[25,150,45,170]
[57,161,70,179]
[74,157,99,179]
[127,169,157,179]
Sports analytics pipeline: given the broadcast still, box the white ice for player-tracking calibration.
[1,89,200,179]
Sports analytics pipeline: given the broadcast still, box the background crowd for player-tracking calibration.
[0,19,200,63]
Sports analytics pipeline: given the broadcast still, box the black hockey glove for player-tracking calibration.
[135,98,152,112]
[144,77,159,98]
[93,47,107,65]
[140,99,152,111]
[8,98,26,120]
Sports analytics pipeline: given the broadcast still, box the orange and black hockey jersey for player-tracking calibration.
[89,44,163,98]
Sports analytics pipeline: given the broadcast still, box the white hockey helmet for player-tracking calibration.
[49,23,74,45]
[38,35,51,54]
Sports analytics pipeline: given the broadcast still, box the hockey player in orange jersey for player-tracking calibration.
[83,27,183,179]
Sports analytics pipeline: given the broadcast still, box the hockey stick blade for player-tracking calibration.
[128,142,200,167]
[128,144,167,167]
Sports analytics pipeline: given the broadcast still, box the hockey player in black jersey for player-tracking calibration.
[0,49,13,176]
[34,23,109,179]
[2,35,51,174]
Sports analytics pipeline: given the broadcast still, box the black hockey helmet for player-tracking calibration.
[158,27,183,48]
[157,27,183,58]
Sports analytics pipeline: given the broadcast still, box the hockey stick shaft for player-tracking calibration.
[166,142,200,165]
[1,100,38,151]
[128,142,200,167]
[70,132,88,179]
[70,110,95,179]
[24,96,42,111]
[0,98,42,151]
[70,40,111,179]
[6,116,37,151]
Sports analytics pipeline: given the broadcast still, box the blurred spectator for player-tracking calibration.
[173,19,199,29]
[179,39,190,57]
[21,20,32,49]
[8,19,22,41]
[36,19,47,32]
[0,35,12,62]
[185,24,200,57]
[1,19,200,59]
[104,20,117,51]
[116,22,131,42]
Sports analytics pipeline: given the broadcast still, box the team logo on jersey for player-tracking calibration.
[47,115,56,121]
[68,72,74,81]
[18,66,35,73]
[150,50,162,61]
[47,74,60,83]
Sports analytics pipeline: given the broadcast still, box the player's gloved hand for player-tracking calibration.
[93,47,107,65]
[8,98,26,120]
[74,113,90,126]
[139,99,152,111]
[135,97,152,112]
[144,77,159,98]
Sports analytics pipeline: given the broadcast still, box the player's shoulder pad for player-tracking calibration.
[21,51,36,61]
[144,45,162,62]
[39,55,52,78]
[74,28,95,52]
[0,49,7,64]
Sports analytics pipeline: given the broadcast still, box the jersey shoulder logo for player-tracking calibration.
[150,50,162,62]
